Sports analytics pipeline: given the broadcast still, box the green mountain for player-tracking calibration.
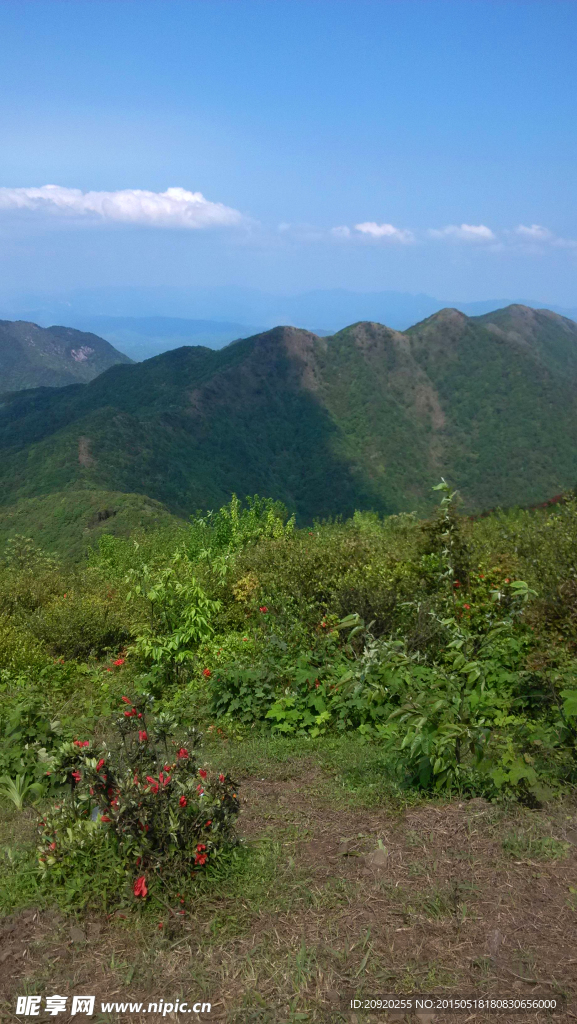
[0,490,184,560]
[0,320,132,392]
[0,304,576,522]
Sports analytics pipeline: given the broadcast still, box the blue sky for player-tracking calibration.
[0,0,575,308]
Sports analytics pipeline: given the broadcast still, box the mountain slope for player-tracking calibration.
[0,490,184,560]
[0,305,576,520]
[56,316,268,360]
[0,320,132,392]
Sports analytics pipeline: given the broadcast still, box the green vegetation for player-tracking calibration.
[1,305,577,524]
[1,485,577,904]
[1,484,576,1016]
[0,319,131,392]
[0,489,185,559]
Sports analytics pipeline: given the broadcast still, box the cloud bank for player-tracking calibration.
[428,223,496,242]
[0,185,244,229]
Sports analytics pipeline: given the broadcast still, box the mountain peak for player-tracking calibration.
[0,319,131,393]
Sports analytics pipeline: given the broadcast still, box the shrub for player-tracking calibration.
[29,593,131,660]
[0,535,63,614]
[0,701,62,785]
[38,694,240,904]
[0,615,47,673]
[126,554,220,687]
[211,665,278,725]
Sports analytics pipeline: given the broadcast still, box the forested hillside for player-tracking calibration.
[0,305,576,525]
[0,320,132,391]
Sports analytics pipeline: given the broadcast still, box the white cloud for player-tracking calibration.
[330,225,351,238]
[552,236,577,249]
[514,223,552,240]
[429,223,495,242]
[513,223,577,249]
[0,185,244,229]
[354,222,414,243]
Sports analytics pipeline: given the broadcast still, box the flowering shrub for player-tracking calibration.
[37,694,240,901]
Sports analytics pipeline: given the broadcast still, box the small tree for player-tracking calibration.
[126,553,220,685]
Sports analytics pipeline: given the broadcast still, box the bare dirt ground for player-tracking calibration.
[1,764,576,1024]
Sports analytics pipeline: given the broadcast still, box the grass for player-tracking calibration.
[502,832,571,861]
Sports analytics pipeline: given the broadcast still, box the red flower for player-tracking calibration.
[479,573,485,579]
[197,785,204,795]
[197,843,206,852]
[159,772,171,787]
[179,795,187,808]
[205,820,212,827]
[113,658,125,666]
[49,842,56,851]
[146,776,159,795]
[218,773,225,783]
[71,770,81,783]
[195,853,208,866]
[133,875,148,898]
[259,606,268,613]
[73,739,89,748]
[198,769,207,779]
[121,696,132,704]
[177,748,189,759]
[96,759,105,772]
[202,668,212,678]
[100,815,111,823]
[505,578,510,584]
[138,730,148,742]
[63,593,67,598]
[138,712,143,718]
[463,603,471,610]
[454,581,461,588]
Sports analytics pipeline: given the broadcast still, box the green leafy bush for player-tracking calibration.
[126,554,220,687]
[30,592,130,660]
[0,701,62,785]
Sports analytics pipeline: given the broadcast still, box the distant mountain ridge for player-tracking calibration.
[0,320,131,392]
[1,304,577,521]
[3,285,576,336]
[57,316,269,361]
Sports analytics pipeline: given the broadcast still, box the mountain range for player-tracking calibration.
[3,284,577,337]
[1,304,576,530]
[0,320,131,391]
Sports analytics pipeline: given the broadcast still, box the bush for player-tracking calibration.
[29,592,131,660]
[0,701,63,809]
[0,615,47,674]
[38,694,240,905]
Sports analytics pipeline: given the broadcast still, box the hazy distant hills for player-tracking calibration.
[3,285,576,338]
[0,320,132,392]
[58,316,269,361]
[1,304,576,523]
